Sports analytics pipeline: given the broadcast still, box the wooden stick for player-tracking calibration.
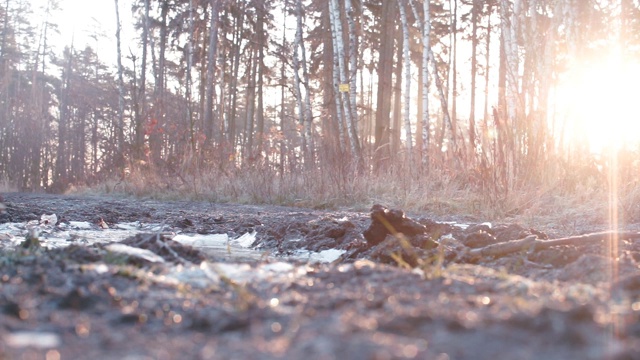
[466,231,640,261]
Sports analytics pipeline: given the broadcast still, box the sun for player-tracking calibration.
[555,55,640,154]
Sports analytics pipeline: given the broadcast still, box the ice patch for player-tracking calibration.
[211,262,253,282]
[40,214,57,226]
[0,219,346,265]
[293,248,345,263]
[5,332,61,349]
[172,233,229,247]
[231,231,256,248]
[449,222,492,230]
[167,261,309,287]
[105,243,165,263]
[68,221,93,229]
[116,222,141,230]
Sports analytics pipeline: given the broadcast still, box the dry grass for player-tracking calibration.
[0,176,17,193]
[71,151,640,239]
[58,137,638,241]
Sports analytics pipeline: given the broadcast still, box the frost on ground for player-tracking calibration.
[1,193,640,359]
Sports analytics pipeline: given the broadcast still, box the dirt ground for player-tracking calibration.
[1,192,640,359]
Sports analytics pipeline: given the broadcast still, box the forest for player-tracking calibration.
[1,0,639,217]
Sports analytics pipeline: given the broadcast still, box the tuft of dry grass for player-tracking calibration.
[74,151,640,238]
[0,176,17,193]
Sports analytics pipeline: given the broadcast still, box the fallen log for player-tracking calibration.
[466,231,640,261]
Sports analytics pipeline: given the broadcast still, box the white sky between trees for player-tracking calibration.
[29,0,640,154]
[32,0,132,67]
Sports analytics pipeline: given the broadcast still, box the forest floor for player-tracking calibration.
[1,192,640,359]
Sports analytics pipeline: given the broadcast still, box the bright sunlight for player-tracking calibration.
[555,54,640,154]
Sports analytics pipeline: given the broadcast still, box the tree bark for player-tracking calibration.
[226,6,246,152]
[204,0,220,146]
[150,0,170,165]
[373,0,397,167]
[407,0,426,164]
[56,46,73,186]
[469,0,479,157]
[320,2,341,153]
[397,0,412,163]
[330,0,361,164]
[345,0,358,135]
[467,232,640,262]
[298,0,315,165]
[293,0,308,163]
[429,50,457,155]
[328,2,346,153]
[114,0,125,169]
[391,26,403,156]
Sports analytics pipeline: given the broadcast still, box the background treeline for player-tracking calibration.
[1,0,639,214]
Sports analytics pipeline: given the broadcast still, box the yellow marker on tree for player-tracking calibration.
[339,83,350,92]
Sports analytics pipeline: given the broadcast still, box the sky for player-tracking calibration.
[33,0,134,67]
[30,0,640,154]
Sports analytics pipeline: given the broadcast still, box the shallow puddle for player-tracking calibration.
[0,215,345,265]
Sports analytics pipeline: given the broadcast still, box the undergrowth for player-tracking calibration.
[70,149,640,228]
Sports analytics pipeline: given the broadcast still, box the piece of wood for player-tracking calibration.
[466,231,640,261]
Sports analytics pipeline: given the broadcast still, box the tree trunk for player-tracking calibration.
[114,0,125,169]
[185,0,195,151]
[134,0,150,162]
[499,0,520,137]
[244,48,257,162]
[482,2,493,128]
[408,0,428,165]
[499,0,521,186]
[320,2,341,153]
[397,0,412,163]
[327,2,346,153]
[330,0,361,164]
[226,6,246,152]
[256,19,265,157]
[469,0,479,157]
[415,52,424,156]
[345,0,358,134]
[293,0,309,164]
[391,26,403,156]
[204,0,220,145]
[151,0,169,165]
[450,0,458,155]
[280,10,287,177]
[373,0,397,167]
[430,50,456,156]
[56,46,73,186]
[298,0,315,165]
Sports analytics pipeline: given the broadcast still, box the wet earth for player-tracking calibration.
[1,193,640,359]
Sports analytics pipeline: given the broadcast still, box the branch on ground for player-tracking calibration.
[466,231,640,261]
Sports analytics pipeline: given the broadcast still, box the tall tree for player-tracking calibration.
[373,0,397,166]
[55,44,74,187]
[467,0,480,156]
[293,0,315,166]
[203,0,220,145]
[397,0,413,162]
[114,0,125,169]
[408,0,431,167]
[330,0,361,164]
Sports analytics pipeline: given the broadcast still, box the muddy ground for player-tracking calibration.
[1,192,640,359]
